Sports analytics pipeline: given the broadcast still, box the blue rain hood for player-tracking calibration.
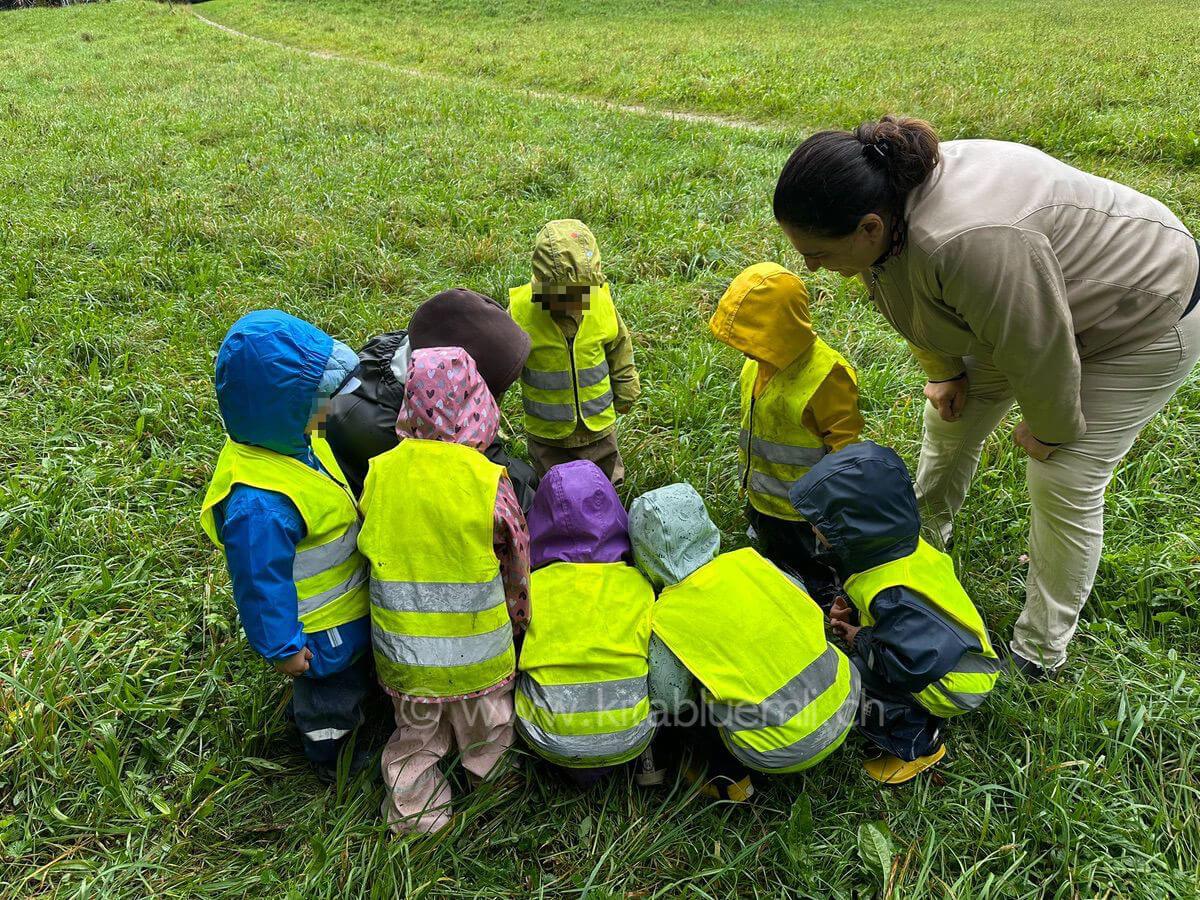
[215,310,341,457]
[788,441,920,577]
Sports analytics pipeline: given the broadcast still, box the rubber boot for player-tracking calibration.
[863,744,946,785]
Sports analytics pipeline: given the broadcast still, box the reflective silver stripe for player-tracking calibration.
[523,396,576,421]
[954,652,1002,675]
[372,622,513,669]
[929,679,988,712]
[522,367,572,391]
[710,646,840,733]
[297,564,368,616]
[738,430,827,468]
[517,713,653,764]
[576,361,610,389]
[579,390,614,418]
[293,520,362,582]
[370,574,504,614]
[724,663,860,771]
[748,470,796,500]
[304,727,350,742]
[519,674,647,715]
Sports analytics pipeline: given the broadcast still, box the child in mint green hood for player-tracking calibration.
[628,484,756,802]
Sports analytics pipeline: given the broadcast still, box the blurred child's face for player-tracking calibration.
[306,396,331,435]
[534,284,591,314]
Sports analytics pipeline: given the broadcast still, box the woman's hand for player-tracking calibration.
[1013,420,1057,461]
[924,375,968,422]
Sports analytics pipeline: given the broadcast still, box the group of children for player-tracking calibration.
[201,219,1001,834]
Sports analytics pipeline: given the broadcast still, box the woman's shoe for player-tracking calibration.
[1005,647,1064,682]
[863,744,946,785]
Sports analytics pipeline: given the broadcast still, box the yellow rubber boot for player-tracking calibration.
[863,744,946,785]
[683,763,756,802]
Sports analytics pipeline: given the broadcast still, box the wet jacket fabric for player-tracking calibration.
[789,441,981,696]
[710,262,862,453]
[324,289,538,502]
[324,329,411,497]
[870,139,1199,444]
[210,310,369,679]
[362,347,530,702]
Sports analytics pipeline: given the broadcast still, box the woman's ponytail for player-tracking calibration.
[774,115,940,237]
[855,115,940,198]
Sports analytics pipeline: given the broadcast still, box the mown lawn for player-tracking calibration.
[1,1,1198,896]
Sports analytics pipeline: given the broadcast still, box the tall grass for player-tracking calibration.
[1,1,1198,896]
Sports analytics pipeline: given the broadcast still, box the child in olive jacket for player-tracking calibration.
[509,220,640,486]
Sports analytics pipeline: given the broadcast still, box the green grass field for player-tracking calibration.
[2,1,1199,896]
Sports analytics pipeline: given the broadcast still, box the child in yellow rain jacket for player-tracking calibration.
[709,262,863,609]
[510,219,640,486]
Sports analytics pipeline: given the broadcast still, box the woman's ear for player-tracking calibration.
[858,212,886,239]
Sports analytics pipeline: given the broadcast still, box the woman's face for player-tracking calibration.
[780,214,890,278]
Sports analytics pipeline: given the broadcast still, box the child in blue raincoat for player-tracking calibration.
[200,310,372,778]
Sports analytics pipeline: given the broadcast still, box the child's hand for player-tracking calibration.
[274,647,312,677]
[828,597,852,624]
[830,619,861,648]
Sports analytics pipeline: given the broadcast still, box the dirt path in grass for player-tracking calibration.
[190,8,776,135]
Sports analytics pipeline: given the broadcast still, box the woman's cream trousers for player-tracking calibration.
[916,310,1200,669]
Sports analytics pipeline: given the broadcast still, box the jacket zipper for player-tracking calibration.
[567,333,582,419]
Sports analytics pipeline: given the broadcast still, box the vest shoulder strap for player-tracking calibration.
[200,438,354,547]
[846,540,991,650]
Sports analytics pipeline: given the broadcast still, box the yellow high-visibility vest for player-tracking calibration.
[651,548,859,773]
[509,282,618,439]
[200,434,369,633]
[357,439,515,697]
[845,539,1000,718]
[739,338,856,520]
[516,562,656,767]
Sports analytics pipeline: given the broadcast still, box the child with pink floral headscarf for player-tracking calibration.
[357,347,530,834]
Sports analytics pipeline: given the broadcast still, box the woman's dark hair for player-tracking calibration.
[773,115,940,237]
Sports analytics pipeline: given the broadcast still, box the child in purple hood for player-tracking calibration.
[515,461,658,786]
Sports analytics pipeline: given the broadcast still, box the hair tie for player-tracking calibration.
[871,140,889,161]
